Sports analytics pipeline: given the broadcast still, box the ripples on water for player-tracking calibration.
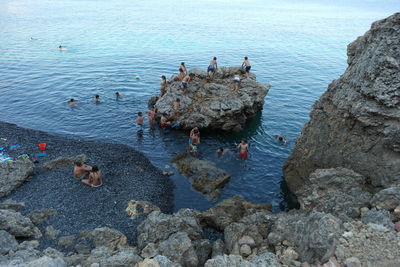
[1,0,399,211]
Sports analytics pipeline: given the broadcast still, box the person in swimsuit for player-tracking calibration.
[182,74,194,95]
[275,135,288,145]
[115,92,122,99]
[136,112,144,131]
[160,112,171,129]
[92,95,100,104]
[233,74,241,92]
[147,108,156,128]
[160,75,167,96]
[58,45,67,50]
[216,147,229,156]
[242,57,251,77]
[73,161,92,178]
[207,57,218,77]
[179,62,187,75]
[172,98,181,119]
[237,139,249,159]
[68,98,78,106]
[81,165,102,187]
[189,127,200,155]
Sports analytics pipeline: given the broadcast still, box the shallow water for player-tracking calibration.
[1,0,399,212]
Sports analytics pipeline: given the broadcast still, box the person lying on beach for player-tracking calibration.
[147,108,156,127]
[275,135,288,145]
[68,98,78,106]
[160,75,167,96]
[81,165,102,187]
[136,112,144,130]
[207,57,218,77]
[242,56,251,77]
[237,139,249,159]
[92,95,100,103]
[73,161,92,178]
[189,127,201,155]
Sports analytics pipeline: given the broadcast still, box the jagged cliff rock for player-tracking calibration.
[150,67,270,131]
[284,12,400,192]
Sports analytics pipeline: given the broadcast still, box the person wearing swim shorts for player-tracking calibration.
[160,112,171,129]
[73,161,92,179]
[189,127,200,155]
[233,74,241,92]
[81,165,102,187]
[207,57,218,77]
[136,112,144,131]
[237,139,249,159]
[242,56,251,77]
[181,74,191,95]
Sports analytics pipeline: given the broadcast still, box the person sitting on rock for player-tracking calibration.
[207,57,218,77]
[172,98,181,119]
[160,75,167,96]
[275,135,288,145]
[242,56,251,77]
[81,165,102,187]
[233,74,241,92]
[176,69,185,81]
[73,161,92,179]
[237,139,249,160]
[68,98,78,106]
[179,62,187,75]
[189,127,201,155]
[92,94,100,104]
[160,112,172,129]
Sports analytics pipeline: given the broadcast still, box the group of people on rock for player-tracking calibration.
[73,161,102,187]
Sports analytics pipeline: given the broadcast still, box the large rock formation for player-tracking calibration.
[151,67,270,131]
[0,160,34,198]
[284,13,400,192]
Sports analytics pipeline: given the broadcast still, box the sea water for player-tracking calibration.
[0,0,399,211]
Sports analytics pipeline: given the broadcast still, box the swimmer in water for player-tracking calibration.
[189,127,200,156]
[115,92,122,98]
[92,95,100,104]
[58,45,67,50]
[147,108,156,128]
[136,112,144,131]
[68,98,78,106]
[216,147,229,156]
[275,135,288,145]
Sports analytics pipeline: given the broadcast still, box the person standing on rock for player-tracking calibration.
[207,57,218,77]
[179,62,187,75]
[189,127,201,155]
[73,161,92,179]
[81,165,102,187]
[242,57,251,77]
[160,75,167,96]
[237,139,249,159]
[181,74,193,95]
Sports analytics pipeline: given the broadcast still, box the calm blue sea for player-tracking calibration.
[1,0,399,211]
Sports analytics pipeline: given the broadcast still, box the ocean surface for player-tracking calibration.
[1,0,399,212]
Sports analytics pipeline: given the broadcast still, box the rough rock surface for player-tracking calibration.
[284,13,400,191]
[0,230,18,255]
[81,227,128,251]
[172,152,230,200]
[0,209,41,238]
[0,199,25,211]
[0,160,34,198]
[126,200,161,220]
[370,186,400,210]
[295,168,372,219]
[158,231,198,267]
[40,154,88,172]
[27,209,57,225]
[151,67,270,131]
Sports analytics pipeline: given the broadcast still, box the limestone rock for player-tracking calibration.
[201,195,271,231]
[137,210,202,250]
[361,209,394,231]
[240,244,252,257]
[158,232,198,267]
[344,257,362,267]
[82,227,127,251]
[249,251,281,266]
[45,225,60,240]
[370,186,400,210]
[0,209,41,238]
[172,152,230,200]
[0,199,25,211]
[284,13,400,191]
[28,209,57,226]
[0,160,34,198]
[295,168,372,219]
[211,239,225,258]
[193,239,212,266]
[139,255,181,267]
[204,254,253,267]
[224,222,264,254]
[41,154,88,172]
[126,200,160,220]
[151,67,270,131]
[26,256,66,267]
[58,235,76,248]
[0,230,18,255]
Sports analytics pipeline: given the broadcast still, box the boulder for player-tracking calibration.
[193,239,212,266]
[158,232,198,267]
[140,242,159,258]
[284,13,400,191]
[0,209,41,238]
[58,235,76,248]
[0,160,34,198]
[249,251,281,266]
[370,186,400,210]
[137,210,202,250]
[126,200,160,220]
[138,255,181,267]
[45,225,60,240]
[41,154,88,172]
[81,227,128,251]
[361,209,394,231]
[151,67,270,131]
[172,152,230,200]
[26,256,66,267]
[211,239,226,258]
[295,168,372,219]
[224,222,264,254]
[0,199,25,211]
[204,254,253,267]
[0,230,18,255]
[27,209,57,226]
[201,195,272,231]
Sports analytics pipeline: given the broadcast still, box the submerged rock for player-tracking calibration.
[0,160,34,198]
[151,67,270,131]
[284,13,400,191]
[172,152,230,200]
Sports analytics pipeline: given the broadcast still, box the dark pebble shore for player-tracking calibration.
[0,121,174,249]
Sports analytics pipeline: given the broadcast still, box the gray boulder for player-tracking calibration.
[224,223,264,255]
[295,168,372,218]
[26,256,66,267]
[138,255,181,267]
[361,209,394,231]
[172,152,230,200]
[0,209,41,238]
[284,13,400,191]
[152,67,270,131]
[137,210,202,250]
[58,235,76,248]
[0,160,34,198]
[158,232,198,267]
[41,154,88,172]
[0,199,25,211]
[204,254,253,267]
[211,239,226,258]
[370,186,400,210]
[193,239,212,266]
[28,209,57,226]
[81,227,128,251]
[201,195,272,231]
[249,252,281,267]
[126,200,160,220]
[45,225,60,240]
[0,230,18,255]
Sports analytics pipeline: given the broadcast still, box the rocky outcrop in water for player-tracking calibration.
[284,13,400,192]
[150,67,270,131]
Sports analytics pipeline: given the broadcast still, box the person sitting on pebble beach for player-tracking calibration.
[81,165,102,187]
[68,98,78,106]
[73,161,92,178]
[92,95,100,104]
